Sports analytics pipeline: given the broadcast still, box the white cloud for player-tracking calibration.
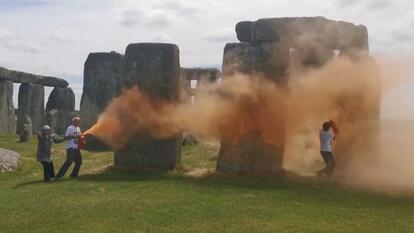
[334,0,392,10]
[48,31,81,44]
[0,27,41,54]
[117,0,201,28]
[149,32,173,43]
[204,27,236,43]
[0,27,14,40]
[119,9,172,28]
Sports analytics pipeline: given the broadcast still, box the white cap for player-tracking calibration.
[42,125,51,131]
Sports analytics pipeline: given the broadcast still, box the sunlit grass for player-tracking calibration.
[0,134,413,233]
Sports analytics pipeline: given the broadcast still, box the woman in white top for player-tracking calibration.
[317,121,337,177]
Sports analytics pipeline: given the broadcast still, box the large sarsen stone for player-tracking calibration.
[114,43,181,170]
[0,80,16,134]
[80,52,123,131]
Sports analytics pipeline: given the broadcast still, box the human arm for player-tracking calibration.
[51,134,66,143]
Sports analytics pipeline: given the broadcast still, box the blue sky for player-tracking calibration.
[0,0,413,118]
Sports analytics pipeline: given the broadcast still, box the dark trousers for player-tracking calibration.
[319,151,335,177]
[40,161,55,181]
[56,149,82,178]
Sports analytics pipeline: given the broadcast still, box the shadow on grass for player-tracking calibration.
[13,177,99,189]
[75,166,329,194]
[13,166,413,203]
[13,180,58,188]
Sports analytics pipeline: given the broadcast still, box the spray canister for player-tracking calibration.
[329,120,339,134]
[77,135,86,150]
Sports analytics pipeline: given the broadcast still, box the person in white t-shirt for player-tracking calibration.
[56,117,82,179]
[317,121,337,178]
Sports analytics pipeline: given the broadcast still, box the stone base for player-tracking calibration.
[114,135,181,170]
[217,133,284,174]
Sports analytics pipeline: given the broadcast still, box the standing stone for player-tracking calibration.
[180,68,220,145]
[17,83,44,134]
[45,87,76,134]
[19,114,32,142]
[222,42,289,84]
[180,67,220,101]
[289,46,335,69]
[80,52,123,131]
[0,80,16,134]
[114,43,181,170]
[46,109,58,133]
[46,87,75,111]
[181,68,220,89]
[235,21,254,42]
[237,17,369,51]
[217,42,287,174]
[45,109,76,135]
[217,132,283,173]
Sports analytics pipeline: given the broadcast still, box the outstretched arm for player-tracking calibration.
[329,120,339,134]
[52,134,66,143]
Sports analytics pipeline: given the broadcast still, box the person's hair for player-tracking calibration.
[322,121,332,131]
[72,116,81,122]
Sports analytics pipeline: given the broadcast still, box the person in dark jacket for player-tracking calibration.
[36,125,63,182]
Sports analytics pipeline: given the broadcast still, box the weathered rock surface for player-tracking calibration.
[114,43,181,170]
[45,109,76,135]
[235,21,253,42]
[19,114,32,142]
[122,43,180,101]
[46,87,75,111]
[80,52,123,131]
[222,42,289,83]
[45,87,76,134]
[0,148,21,172]
[217,133,284,174]
[180,67,220,101]
[220,41,288,173]
[181,68,220,83]
[17,83,44,134]
[289,46,335,69]
[0,66,68,87]
[0,80,16,134]
[235,17,369,51]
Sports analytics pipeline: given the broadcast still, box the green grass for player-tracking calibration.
[0,135,414,233]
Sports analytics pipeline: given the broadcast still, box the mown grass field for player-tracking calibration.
[0,134,414,233]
